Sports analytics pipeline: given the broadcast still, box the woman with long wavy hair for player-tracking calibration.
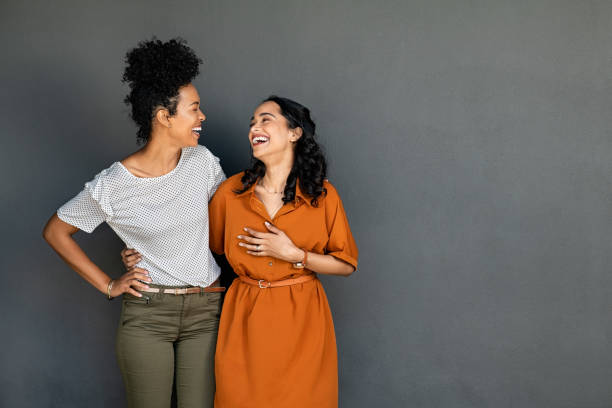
[211,96,358,407]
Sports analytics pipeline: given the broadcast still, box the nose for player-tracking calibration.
[199,109,206,122]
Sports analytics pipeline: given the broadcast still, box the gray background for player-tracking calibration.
[2,0,612,407]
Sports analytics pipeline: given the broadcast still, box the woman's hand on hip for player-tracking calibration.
[238,221,303,263]
[110,268,152,298]
[115,247,150,297]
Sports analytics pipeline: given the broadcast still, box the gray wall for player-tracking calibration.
[2,0,612,407]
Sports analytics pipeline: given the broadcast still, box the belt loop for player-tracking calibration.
[199,286,204,297]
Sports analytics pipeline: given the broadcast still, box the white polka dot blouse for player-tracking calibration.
[57,145,226,287]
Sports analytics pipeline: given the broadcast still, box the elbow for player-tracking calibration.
[42,214,65,245]
[42,221,55,245]
[342,264,356,277]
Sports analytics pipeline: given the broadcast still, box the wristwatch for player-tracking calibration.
[293,249,308,269]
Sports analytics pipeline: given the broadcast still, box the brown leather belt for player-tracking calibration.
[140,279,226,295]
[239,273,316,289]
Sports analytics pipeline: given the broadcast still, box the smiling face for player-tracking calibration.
[249,101,301,162]
[166,83,206,147]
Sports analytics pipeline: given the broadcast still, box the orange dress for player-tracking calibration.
[209,173,358,408]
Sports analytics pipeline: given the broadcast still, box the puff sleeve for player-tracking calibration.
[56,170,113,233]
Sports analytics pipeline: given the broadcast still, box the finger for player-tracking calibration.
[126,288,142,297]
[132,273,153,282]
[264,221,281,234]
[129,267,150,276]
[126,259,139,268]
[239,242,263,251]
[246,250,266,256]
[243,227,267,238]
[122,248,138,257]
[125,254,141,267]
[237,235,264,244]
[126,252,141,261]
[126,278,147,289]
[131,281,150,291]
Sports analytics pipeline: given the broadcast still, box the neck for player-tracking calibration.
[261,159,293,192]
[139,132,183,174]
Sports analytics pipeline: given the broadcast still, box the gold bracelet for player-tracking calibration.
[107,279,114,300]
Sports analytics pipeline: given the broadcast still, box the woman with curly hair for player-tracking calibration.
[42,38,225,408]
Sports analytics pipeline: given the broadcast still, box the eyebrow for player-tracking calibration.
[250,112,276,121]
[189,101,200,106]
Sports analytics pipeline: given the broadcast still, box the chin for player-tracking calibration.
[184,138,199,147]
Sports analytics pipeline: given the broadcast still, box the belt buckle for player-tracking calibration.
[258,279,271,289]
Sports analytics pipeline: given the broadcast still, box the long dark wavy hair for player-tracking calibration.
[122,37,201,144]
[236,96,327,206]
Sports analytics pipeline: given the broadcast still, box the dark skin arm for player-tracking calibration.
[42,214,152,298]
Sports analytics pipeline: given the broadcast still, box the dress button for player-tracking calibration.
[268,262,273,266]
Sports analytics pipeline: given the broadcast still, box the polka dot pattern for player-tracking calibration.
[57,145,225,287]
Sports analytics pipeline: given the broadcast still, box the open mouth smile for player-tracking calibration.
[192,126,202,138]
[251,134,269,146]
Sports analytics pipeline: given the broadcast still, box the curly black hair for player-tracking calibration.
[236,96,327,206]
[122,37,202,144]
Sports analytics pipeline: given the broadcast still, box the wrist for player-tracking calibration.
[106,278,115,300]
[292,248,308,269]
[290,248,305,263]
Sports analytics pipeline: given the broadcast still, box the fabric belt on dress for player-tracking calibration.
[239,273,316,289]
[139,279,226,294]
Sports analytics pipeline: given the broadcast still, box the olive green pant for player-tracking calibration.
[116,285,222,408]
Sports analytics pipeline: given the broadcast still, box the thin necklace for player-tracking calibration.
[258,179,285,194]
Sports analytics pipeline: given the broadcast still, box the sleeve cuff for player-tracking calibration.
[328,251,358,270]
[56,210,96,233]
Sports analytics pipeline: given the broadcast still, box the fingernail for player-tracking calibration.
[237,235,242,239]
[138,293,142,297]
[244,227,248,231]
[148,278,152,282]
[238,243,244,246]
[265,221,270,226]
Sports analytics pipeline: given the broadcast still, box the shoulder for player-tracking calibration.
[321,179,341,203]
[214,172,245,196]
[87,163,124,186]
[323,179,338,196]
[183,144,219,164]
[82,163,124,201]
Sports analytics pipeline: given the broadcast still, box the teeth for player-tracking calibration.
[192,127,201,131]
[253,136,268,144]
